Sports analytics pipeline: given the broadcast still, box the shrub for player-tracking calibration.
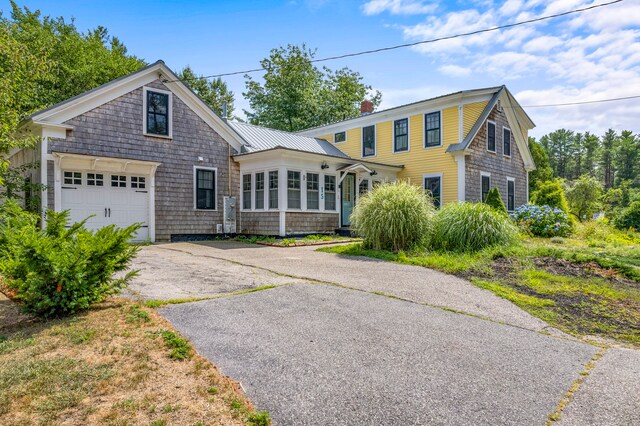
[0,201,140,317]
[531,179,570,213]
[484,187,507,214]
[615,201,640,231]
[350,181,436,251]
[566,175,603,221]
[511,204,572,237]
[431,202,518,252]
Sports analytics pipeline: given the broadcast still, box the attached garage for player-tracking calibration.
[53,153,160,241]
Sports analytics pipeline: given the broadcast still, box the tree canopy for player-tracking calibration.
[178,66,235,119]
[243,44,381,132]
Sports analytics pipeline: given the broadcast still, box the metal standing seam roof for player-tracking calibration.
[228,121,350,158]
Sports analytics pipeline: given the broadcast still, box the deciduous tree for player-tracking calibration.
[244,44,381,131]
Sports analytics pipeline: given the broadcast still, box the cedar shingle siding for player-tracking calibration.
[465,106,527,208]
[47,79,239,241]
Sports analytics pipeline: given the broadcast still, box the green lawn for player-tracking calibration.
[319,224,640,346]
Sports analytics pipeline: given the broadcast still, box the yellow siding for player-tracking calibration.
[319,107,461,204]
[463,101,487,138]
[319,134,333,142]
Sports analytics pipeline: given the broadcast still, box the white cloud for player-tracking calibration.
[367,0,640,137]
[523,35,563,52]
[403,9,496,53]
[439,64,472,77]
[362,0,437,16]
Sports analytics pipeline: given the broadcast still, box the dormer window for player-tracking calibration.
[143,87,172,138]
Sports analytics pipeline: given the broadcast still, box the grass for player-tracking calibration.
[143,285,279,308]
[235,233,357,247]
[0,297,270,425]
[319,224,640,346]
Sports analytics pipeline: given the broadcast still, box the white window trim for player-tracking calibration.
[267,169,279,210]
[392,117,411,154]
[323,174,337,212]
[506,176,516,212]
[254,171,266,211]
[241,173,252,211]
[193,166,217,211]
[503,127,512,158]
[486,120,497,153]
[305,171,321,211]
[334,131,347,144]
[143,86,173,139]
[423,110,443,150]
[361,124,377,158]
[286,169,303,210]
[480,171,491,202]
[423,172,443,206]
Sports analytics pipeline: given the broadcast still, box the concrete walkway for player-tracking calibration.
[145,241,550,331]
[130,242,640,425]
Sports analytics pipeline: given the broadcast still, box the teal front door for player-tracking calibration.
[341,173,355,227]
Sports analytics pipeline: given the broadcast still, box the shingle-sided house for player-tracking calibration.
[10,60,535,241]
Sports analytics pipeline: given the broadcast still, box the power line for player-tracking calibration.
[164,0,624,82]
[519,94,640,108]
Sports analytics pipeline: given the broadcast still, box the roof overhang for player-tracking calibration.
[233,146,403,172]
[52,152,162,175]
[21,61,246,152]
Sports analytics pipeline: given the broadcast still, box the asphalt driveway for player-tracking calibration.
[133,242,640,425]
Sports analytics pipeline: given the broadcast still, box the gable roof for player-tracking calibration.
[297,86,505,136]
[229,121,349,158]
[447,86,536,170]
[22,60,246,152]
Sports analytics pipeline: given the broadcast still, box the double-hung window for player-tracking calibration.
[145,89,170,136]
[503,128,511,157]
[425,112,441,147]
[324,175,336,211]
[287,171,301,209]
[255,172,265,210]
[195,168,216,210]
[242,174,252,210]
[481,173,491,202]
[268,171,278,209]
[362,125,375,157]
[424,175,442,208]
[507,178,515,211]
[487,121,496,152]
[394,118,409,152]
[307,173,319,210]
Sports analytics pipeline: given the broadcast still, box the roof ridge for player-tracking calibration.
[296,85,504,133]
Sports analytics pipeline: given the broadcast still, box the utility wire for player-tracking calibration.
[163,0,624,82]
[518,94,640,108]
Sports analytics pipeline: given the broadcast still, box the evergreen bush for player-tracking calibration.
[350,181,436,251]
[0,201,140,317]
[615,201,640,231]
[531,179,570,213]
[484,187,507,214]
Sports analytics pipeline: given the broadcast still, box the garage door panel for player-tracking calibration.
[61,171,151,241]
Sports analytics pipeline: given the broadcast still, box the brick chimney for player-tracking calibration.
[360,99,374,115]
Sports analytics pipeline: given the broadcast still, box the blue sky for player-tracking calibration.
[2,0,639,138]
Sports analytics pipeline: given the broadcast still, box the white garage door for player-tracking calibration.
[61,170,150,241]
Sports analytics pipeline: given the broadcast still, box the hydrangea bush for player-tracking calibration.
[511,204,572,237]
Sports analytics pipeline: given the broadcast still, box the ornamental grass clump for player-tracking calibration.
[511,204,572,238]
[350,180,436,252]
[431,202,518,252]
